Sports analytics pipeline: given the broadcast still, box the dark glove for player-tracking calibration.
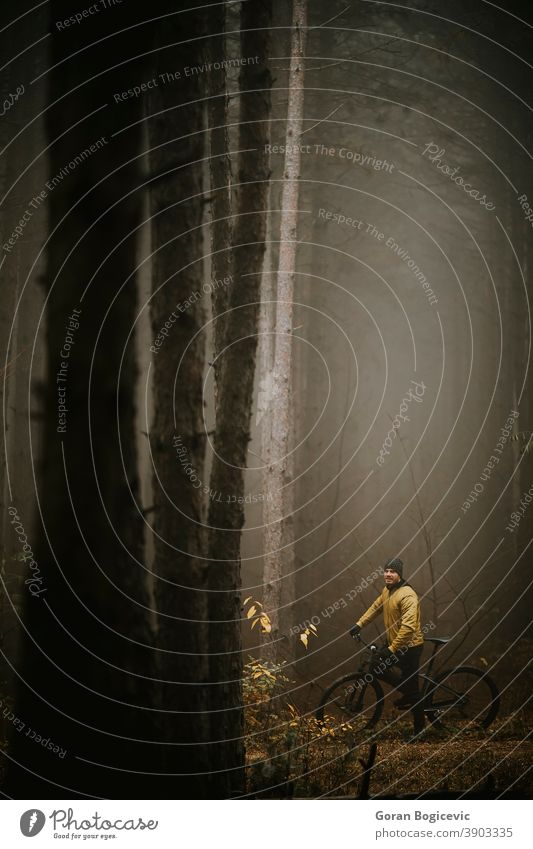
[377,645,394,663]
[349,623,362,639]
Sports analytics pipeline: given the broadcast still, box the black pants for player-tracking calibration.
[373,645,425,733]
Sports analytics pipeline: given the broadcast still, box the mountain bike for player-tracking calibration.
[316,635,500,732]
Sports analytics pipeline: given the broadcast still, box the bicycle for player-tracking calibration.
[316,635,500,732]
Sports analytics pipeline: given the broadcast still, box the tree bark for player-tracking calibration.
[205,4,233,393]
[262,0,307,663]
[147,5,212,798]
[0,0,46,752]
[7,1,154,797]
[206,0,273,798]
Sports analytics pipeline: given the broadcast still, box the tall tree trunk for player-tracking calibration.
[292,211,329,652]
[205,3,233,393]
[206,0,273,798]
[262,0,307,663]
[0,0,46,752]
[147,6,212,798]
[7,1,154,798]
[258,231,276,479]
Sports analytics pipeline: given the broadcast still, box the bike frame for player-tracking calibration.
[419,641,444,703]
[354,634,451,711]
[332,634,500,730]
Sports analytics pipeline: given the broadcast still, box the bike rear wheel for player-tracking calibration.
[426,665,500,730]
[316,673,384,729]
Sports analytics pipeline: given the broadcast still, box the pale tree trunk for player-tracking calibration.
[258,226,289,658]
[262,0,307,663]
[257,231,275,470]
[259,222,297,667]
[206,0,273,798]
[293,214,329,644]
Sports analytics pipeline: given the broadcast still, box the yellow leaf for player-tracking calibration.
[309,623,317,633]
[247,606,257,619]
[480,656,488,666]
[300,633,308,648]
[251,617,259,629]
[260,616,271,633]
[243,596,253,605]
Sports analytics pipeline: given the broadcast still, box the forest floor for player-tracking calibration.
[2,720,528,799]
[328,717,531,798]
[245,714,532,799]
[1,651,530,799]
[244,653,532,799]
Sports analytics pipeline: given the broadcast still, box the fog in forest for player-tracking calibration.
[0,0,531,802]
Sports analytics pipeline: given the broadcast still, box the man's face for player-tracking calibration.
[384,568,401,587]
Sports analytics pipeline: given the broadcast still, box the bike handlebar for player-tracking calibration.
[352,632,378,652]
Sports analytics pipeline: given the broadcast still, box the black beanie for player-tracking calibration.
[385,557,403,577]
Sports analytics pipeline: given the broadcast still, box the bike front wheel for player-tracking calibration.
[426,665,500,730]
[316,673,384,730]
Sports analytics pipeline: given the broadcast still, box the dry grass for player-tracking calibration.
[364,738,532,799]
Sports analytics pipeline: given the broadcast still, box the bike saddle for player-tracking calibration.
[425,637,451,644]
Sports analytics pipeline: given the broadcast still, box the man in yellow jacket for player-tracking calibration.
[350,558,425,739]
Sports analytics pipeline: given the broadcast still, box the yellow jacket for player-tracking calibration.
[356,582,424,653]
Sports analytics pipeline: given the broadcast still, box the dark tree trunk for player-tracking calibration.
[7,1,154,798]
[206,0,273,798]
[205,3,233,392]
[0,0,46,754]
[147,5,212,798]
